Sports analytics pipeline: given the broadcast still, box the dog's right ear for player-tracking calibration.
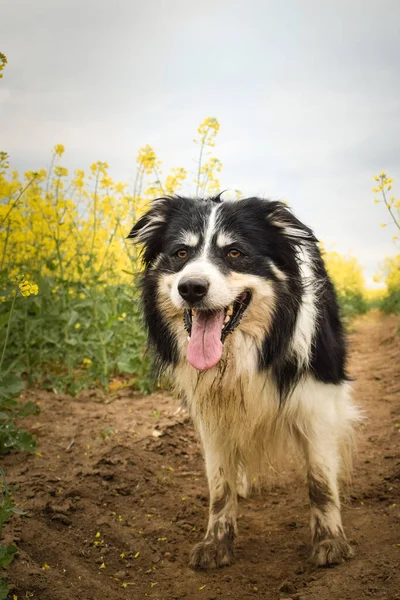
[127,197,171,266]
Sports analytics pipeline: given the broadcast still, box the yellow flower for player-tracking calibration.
[19,280,39,297]
[373,198,380,204]
[393,235,399,240]
[75,323,81,329]
[42,562,51,570]
[54,165,68,178]
[136,145,157,174]
[82,358,92,366]
[380,223,387,228]
[54,144,65,156]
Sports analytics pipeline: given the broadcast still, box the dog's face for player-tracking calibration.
[129,196,316,372]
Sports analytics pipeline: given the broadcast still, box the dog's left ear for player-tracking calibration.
[266,201,318,243]
[127,197,172,266]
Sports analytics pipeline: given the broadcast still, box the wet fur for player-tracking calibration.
[129,195,361,569]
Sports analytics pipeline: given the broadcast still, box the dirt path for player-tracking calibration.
[3,312,400,600]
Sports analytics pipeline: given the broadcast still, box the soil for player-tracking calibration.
[3,311,400,600]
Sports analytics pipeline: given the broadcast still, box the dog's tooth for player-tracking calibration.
[226,307,233,316]
[187,336,191,341]
[224,315,230,324]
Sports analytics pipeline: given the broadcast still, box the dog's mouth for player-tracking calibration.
[183,291,252,371]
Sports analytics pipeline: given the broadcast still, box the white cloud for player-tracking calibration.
[1,0,399,287]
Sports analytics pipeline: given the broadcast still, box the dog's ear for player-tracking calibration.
[127,197,172,266]
[266,201,318,243]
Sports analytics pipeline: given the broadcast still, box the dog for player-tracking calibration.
[128,194,360,569]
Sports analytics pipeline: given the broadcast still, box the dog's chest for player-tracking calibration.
[172,331,280,429]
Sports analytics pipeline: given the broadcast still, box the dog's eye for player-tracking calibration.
[176,249,188,259]
[227,248,242,258]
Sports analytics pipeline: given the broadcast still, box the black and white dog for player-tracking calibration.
[129,195,360,569]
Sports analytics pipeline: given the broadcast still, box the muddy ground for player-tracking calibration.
[3,312,400,600]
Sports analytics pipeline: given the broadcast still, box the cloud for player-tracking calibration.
[1,0,400,287]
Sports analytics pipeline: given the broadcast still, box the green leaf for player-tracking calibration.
[16,401,40,419]
[116,356,137,374]
[0,311,10,328]
[0,575,9,600]
[0,374,24,400]
[0,543,17,567]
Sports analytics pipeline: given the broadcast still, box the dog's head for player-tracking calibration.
[129,195,317,372]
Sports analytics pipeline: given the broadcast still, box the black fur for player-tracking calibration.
[129,195,347,399]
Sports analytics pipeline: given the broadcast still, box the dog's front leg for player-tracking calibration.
[189,432,238,569]
[300,430,353,566]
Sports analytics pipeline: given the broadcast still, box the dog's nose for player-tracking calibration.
[178,277,209,305]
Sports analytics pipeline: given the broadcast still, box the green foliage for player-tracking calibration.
[0,53,7,80]
[0,468,26,598]
[0,275,152,395]
[0,274,39,455]
[380,289,400,315]
[337,290,368,323]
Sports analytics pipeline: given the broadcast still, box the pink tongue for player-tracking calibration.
[187,310,225,371]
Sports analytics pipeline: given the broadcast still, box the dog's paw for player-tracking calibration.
[311,537,353,567]
[189,538,234,570]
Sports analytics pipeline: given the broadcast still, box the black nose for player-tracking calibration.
[178,277,209,305]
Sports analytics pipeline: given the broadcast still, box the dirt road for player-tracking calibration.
[3,312,400,600]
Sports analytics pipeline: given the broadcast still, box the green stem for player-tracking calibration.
[153,166,165,195]
[0,219,11,271]
[90,169,100,259]
[381,187,400,231]
[0,174,38,228]
[0,288,17,372]
[195,136,206,196]
[24,318,32,383]
[91,290,108,379]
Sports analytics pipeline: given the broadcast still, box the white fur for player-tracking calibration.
[216,230,235,247]
[134,216,165,243]
[269,260,287,281]
[173,340,358,480]
[170,206,248,311]
[290,245,318,367]
[144,198,361,567]
[180,231,200,247]
[170,259,239,310]
[201,204,220,258]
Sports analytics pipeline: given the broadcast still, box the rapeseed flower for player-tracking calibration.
[19,280,39,297]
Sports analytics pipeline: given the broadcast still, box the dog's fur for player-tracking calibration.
[129,195,360,569]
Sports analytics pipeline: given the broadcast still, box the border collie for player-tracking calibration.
[129,195,360,570]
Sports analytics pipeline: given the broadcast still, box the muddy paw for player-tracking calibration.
[189,538,234,570]
[311,537,353,566]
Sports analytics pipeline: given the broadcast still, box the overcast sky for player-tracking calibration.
[2,0,400,286]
